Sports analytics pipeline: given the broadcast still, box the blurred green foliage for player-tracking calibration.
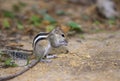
[108,19,116,25]
[12,1,27,12]
[12,4,21,12]
[46,25,55,32]
[43,14,57,24]
[67,21,82,32]
[30,15,42,26]
[4,58,18,67]
[3,19,10,28]
[17,23,24,30]
[3,10,15,18]
[93,20,101,25]
[56,10,65,16]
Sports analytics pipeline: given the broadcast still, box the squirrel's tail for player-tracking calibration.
[1,49,32,59]
[0,59,39,81]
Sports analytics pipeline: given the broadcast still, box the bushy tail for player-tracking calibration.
[0,59,39,81]
[1,49,32,59]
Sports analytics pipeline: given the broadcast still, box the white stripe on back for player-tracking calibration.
[33,35,48,46]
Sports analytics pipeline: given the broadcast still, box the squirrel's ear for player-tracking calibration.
[51,27,61,33]
[54,26,61,31]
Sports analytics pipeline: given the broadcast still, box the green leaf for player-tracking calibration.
[56,10,65,16]
[16,20,24,30]
[108,19,115,25]
[30,15,42,26]
[93,20,100,25]
[46,25,55,32]
[43,14,56,24]
[4,59,17,67]
[30,15,40,22]
[12,1,26,12]
[25,58,30,66]
[17,23,24,30]
[79,34,85,39]
[3,19,10,28]
[67,21,82,32]
[3,10,15,18]
[4,59,11,65]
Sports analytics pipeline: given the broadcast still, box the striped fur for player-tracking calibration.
[33,32,49,47]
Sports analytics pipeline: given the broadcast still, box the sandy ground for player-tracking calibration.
[0,1,120,80]
[0,31,120,81]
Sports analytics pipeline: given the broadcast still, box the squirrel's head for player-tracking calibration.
[49,27,68,47]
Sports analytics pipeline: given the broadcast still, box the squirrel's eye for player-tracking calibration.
[61,34,65,37]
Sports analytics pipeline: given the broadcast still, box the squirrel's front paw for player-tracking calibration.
[40,59,52,63]
[46,54,57,59]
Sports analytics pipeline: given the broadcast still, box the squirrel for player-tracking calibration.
[0,27,68,81]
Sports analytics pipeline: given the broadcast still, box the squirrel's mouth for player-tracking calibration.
[59,40,68,46]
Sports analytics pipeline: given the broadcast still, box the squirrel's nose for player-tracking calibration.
[64,40,68,46]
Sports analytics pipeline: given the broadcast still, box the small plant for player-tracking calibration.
[79,34,85,39]
[12,1,26,12]
[4,58,18,67]
[16,20,24,30]
[26,58,30,66]
[43,14,57,24]
[3,10,15,18]
[3,19,10,28]
[30,15,42,26]
[17,23,24,30]
[93,20,101,25]
[67,21,82,32]
[108,19,116,25]
[56,10,65,16]
[46,25,55,32]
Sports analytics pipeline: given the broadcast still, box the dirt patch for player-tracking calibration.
[0,0,120,81]
[0,31,120,81]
